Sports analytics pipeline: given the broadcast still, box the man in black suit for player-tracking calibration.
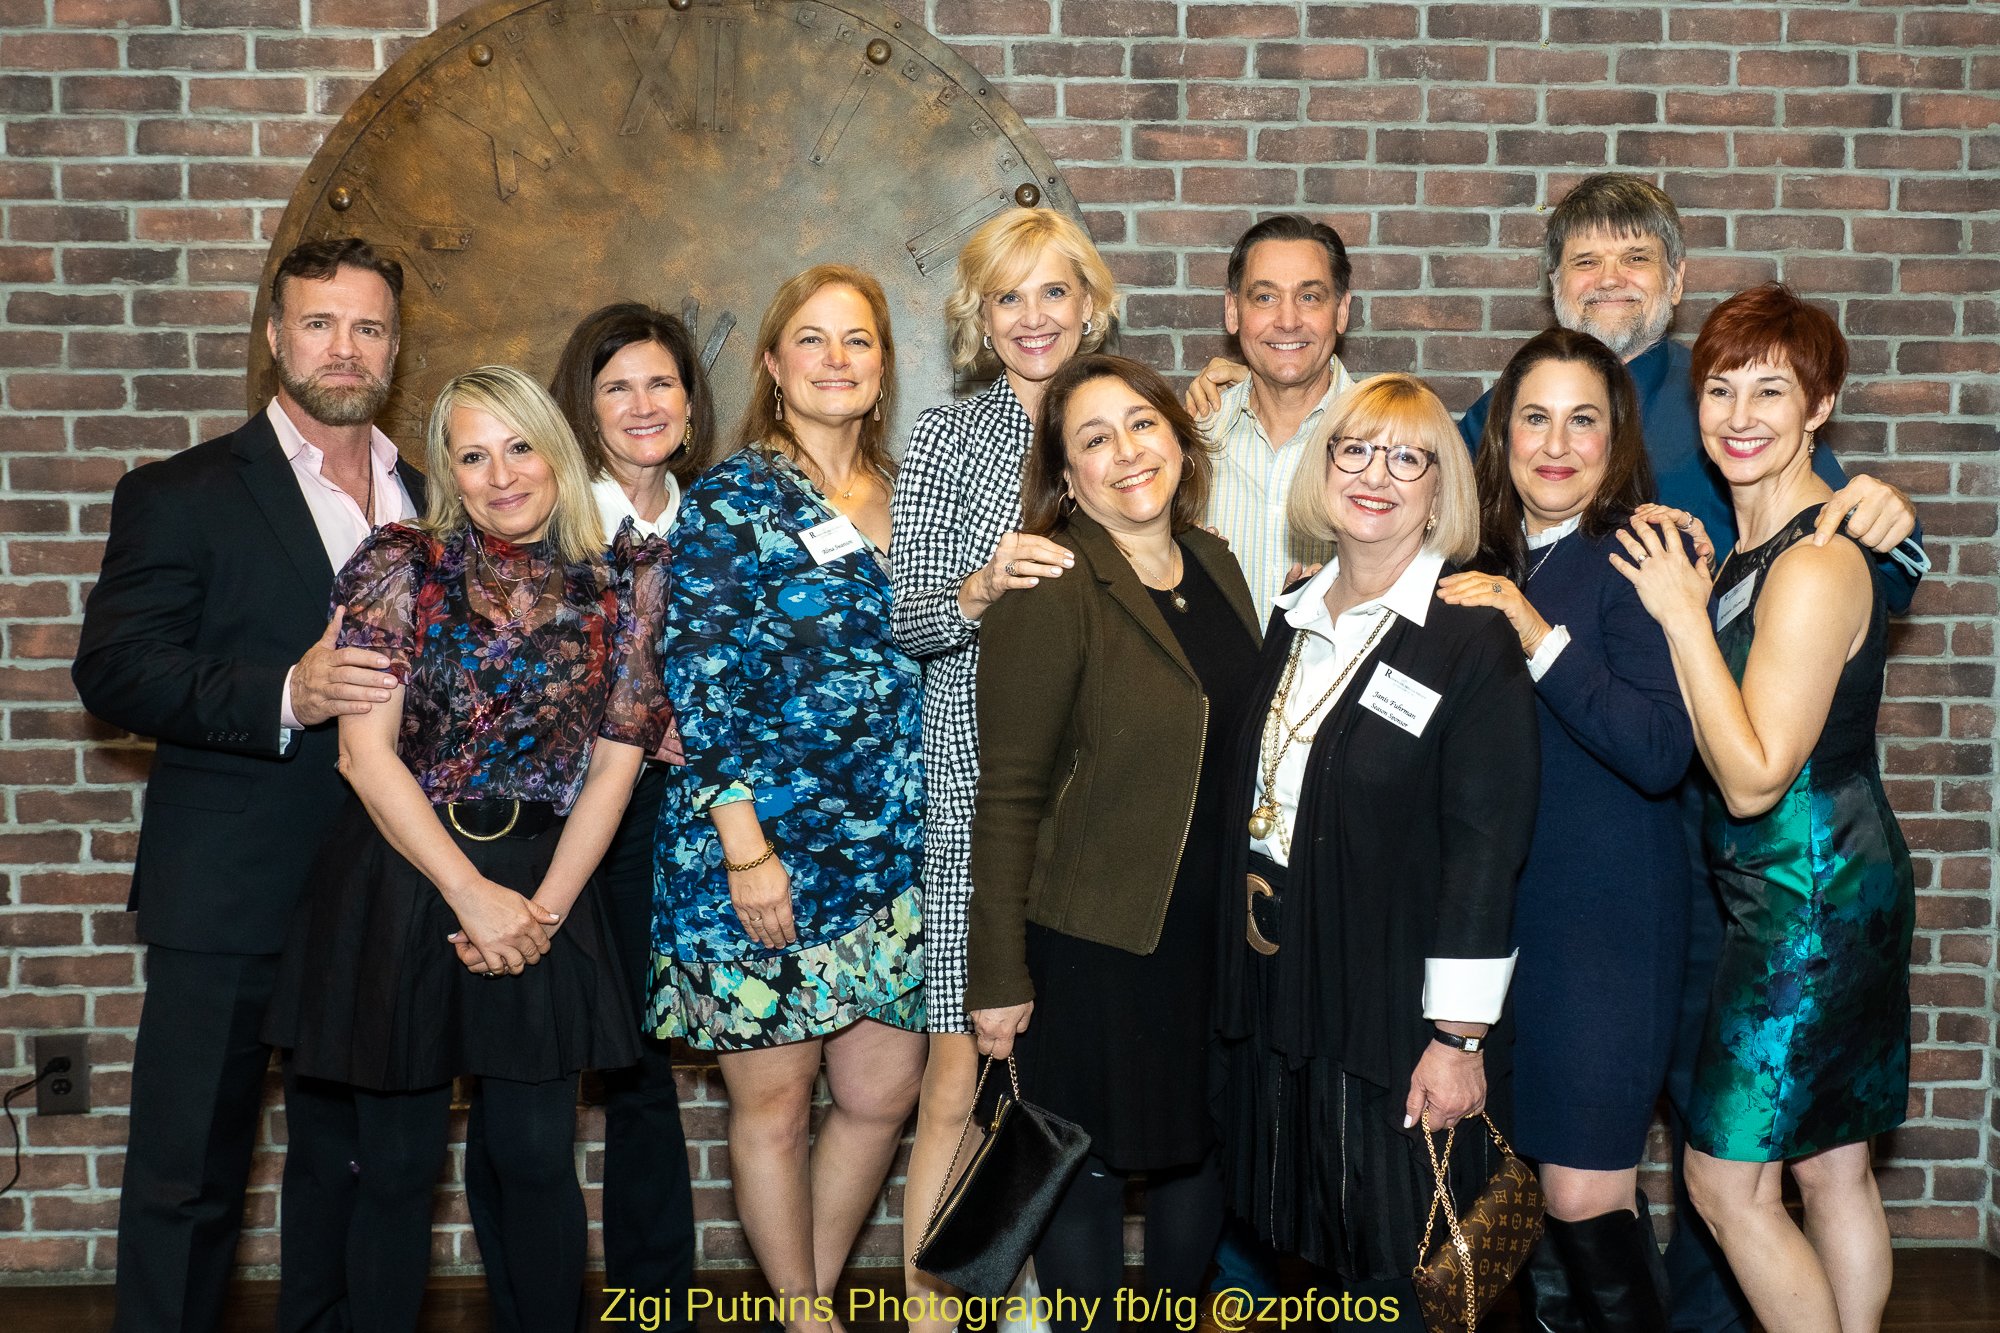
[74,237,425,1332]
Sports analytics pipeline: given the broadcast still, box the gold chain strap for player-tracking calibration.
[1418,1110,1516,1332]
[918,1054,1022,1247]
[1254,609,1391,854]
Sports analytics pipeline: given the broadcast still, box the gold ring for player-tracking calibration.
[446,799,519,842]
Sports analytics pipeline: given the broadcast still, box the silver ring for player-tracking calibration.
[1491,581,1501,594]
[1635,550,1649,563]
[1003,560,1017,577]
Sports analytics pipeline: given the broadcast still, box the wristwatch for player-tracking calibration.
[1430,1025,1485,1054]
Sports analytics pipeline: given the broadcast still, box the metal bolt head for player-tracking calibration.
[1013,182,1042,209]
[470,42,494,66]
[668,0,692,9]
[866,38,892,65]
[329,186,354,211]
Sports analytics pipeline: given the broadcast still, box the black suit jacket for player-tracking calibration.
[73,410,426,954]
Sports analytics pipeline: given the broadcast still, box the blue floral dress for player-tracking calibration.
[648,447,925,1049]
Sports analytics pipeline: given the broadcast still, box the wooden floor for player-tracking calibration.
[2,1249,1996,1329]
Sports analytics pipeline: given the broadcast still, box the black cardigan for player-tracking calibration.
[1216,577,1540,1092]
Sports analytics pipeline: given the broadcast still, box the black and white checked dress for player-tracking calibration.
[889,377,1034,1034]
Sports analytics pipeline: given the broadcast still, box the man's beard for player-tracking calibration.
[276,353,391,427]
[1556,293,1674,361]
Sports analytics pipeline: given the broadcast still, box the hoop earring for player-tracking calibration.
[1082,318,1095,337]
[981,334,992,351]
[773,385,783,421]
[873,390,884,423]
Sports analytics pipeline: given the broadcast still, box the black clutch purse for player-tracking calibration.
[912,1055,1092,1299]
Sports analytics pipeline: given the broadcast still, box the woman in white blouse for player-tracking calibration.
[542,302,715,1321]
[1213,374,1539,1323]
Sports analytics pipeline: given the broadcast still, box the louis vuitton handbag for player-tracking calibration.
[1410,1111,1546,1331]
[913,1055,1091,1299]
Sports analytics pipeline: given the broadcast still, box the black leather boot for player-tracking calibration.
[1557,1207,1670,1333]
[1520,1229,1592,1332]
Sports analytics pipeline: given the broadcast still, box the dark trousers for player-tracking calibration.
[1035,1152,1225,1333]
[596,767,696,1316]
[113,946,353,1333]
[1662,782,1751,1333]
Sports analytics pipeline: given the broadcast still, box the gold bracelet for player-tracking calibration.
[723,838,777,873]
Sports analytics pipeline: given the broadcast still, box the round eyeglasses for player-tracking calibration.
[1328,437,1438,482]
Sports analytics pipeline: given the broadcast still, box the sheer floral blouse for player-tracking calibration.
[330,521,670,813]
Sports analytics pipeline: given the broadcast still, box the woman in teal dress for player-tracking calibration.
[1615,283,1912,1333]
[650,265,925,1332]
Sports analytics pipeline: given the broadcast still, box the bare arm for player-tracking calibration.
[530,739,643,919]
[1613,519,1870,819]
[338,690,557,974]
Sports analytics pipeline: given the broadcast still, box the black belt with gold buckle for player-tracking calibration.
[442,798,559,841]
[1246,851,1286,956]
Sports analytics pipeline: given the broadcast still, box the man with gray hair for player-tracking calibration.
[1459,173,1922,1333]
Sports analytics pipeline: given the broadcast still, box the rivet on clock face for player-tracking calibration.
[469,43,494,66]
[329,186,355,211]
[1014,183,1042,209]
[866,39,892,65]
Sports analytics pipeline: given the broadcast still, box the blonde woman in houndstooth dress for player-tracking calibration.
[889,207,1117,1326]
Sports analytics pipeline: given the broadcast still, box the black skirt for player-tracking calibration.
[263,795,640,1091]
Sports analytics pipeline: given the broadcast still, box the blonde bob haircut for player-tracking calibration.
[1287,374,1478,564]
[944,207,1118,374]
[421,364,604,567]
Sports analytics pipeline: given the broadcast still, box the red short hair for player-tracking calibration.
[1691,282,1847,412]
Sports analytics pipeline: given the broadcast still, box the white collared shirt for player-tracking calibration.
[1251,546,1515,1024]
[1202,361,1358,622]
[270,399,417,739]
[592,471,681,543]
[1523,513,1579,680]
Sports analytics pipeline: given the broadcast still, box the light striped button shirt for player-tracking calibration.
[1200,359,1357,622]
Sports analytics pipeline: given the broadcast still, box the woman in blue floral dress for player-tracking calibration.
[650,265,925,1330]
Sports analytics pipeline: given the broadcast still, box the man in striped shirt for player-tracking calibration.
[1196,214,1360,620]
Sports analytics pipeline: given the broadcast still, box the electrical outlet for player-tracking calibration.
[32,1033,89,1116]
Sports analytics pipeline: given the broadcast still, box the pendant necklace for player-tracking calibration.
[1119,539,1189,612]
[1524,536,1560,583]
[1248,609,1392,847]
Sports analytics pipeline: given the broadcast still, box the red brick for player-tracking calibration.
[1378,211,1489,248]
[1615,131,1728,170]
[1495,47,1607,85]
[59,75,182,113]
[6,119,128,157]
[1301,166,1417,207]
[134,208,254,243]
[1011,41,1124,78]
[0,247,59,283]
[126,34,246,70]
[1672,5,1781,44]
[1065,166,1174,206]
[1855,217,1963,255]
[2,34,122,70]
[1132,124,1244,161]
[1307,84,1422,124]
[1548,6,1661,44]
[67,332,190,371]
[1378,45,1487,81]
[1665,91,1778,128]
[1905,11,2000,49]
[1259,125,1369,165]
[1129,42,1242,80]
[1426,3,1539,41]
[133,374,242,412]
[7,293,125,327]
[1858,52,1963,90]
[1904,259,2000,294]
[1058,0,1175,36]
[20,953,135,989]
[134,118,254,157]
[1781,174,1891,212]
[61,247,181,286]
[309,0,428,27]
[1135,208,1256,247]
[1182,166,1296,206]
[0,74,54,114]
[7,374,128,412]
[1376,129,1488,166]
[1786,92,1895,129]
[189,77,307,114]
[1617,49,1729,86]
[1307,4,1418,40]
[1187,3,1296,38]
[53,0,171,20]
[1901,177,1999,214]
[1735,132,1848,170]
[182,0,302,24]
[1254,43,1366,82]
[0,332,62,368]
[1063,81,1176,122]
[1903,94,2000,131]
[1846,299,1957,337]
[59,164,183,202]
[1430,86,1537,125]
[252,36,377,71]
[1855,134,1962,172]
[1739,50,1850,87]
[1187,84,1299,122]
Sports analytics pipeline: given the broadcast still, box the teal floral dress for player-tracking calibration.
[647,447,925,1050]
[1691,506,1914,1161]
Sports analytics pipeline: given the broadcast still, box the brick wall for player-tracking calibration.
[2,0,1996,1281]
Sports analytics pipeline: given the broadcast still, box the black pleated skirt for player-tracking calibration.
[263,796,640,1091]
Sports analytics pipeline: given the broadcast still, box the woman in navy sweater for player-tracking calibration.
[1440,328,1693,1332]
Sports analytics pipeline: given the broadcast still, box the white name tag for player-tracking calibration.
[1715,574,1756,632]
[1359,661,1441,738]
[798,514,865,566]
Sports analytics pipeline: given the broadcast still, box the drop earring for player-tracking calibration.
[1423,511,1437,536]
[1805,429,1816,457]
[873,390,884,423]
[773,385,784,421]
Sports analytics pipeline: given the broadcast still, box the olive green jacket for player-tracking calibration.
[965,511,1261,1012]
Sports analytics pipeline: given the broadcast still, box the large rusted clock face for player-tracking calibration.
[250,0,1079,461]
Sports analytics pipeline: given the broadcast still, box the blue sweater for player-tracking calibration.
[1459,338,1923,613]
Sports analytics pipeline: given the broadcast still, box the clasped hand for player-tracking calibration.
[447,877,561,976]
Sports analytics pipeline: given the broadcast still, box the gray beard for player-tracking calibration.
[1556,295,1675,361]
[276,358,391,428]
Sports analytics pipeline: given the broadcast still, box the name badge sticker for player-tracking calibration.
[798,514,866,566]
[1359,661,1442,738]
[1715,574,1756,633]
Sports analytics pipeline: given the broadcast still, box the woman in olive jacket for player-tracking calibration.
[965,354,1260,1330]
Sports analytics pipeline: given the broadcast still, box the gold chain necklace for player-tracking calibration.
[1249,608,1392,850]
[472,534,553,630]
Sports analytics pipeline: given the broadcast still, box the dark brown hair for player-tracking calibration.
[1020,354,1214,537]
[1225,213,1352,300]
[269,237,404,324]
[1471,327,1655,583]
[548,302,716,486]
[739,265,898,482]
[1691,282,1847,415]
